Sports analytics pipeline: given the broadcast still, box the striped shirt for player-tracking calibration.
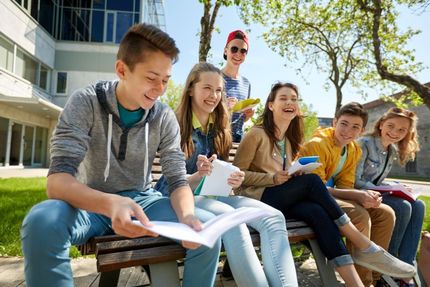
[223,73,251,142]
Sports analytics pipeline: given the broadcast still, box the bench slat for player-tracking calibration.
[97,245,186,272]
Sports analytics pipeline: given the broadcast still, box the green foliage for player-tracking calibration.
[301,103,319,141]
[238,0,425,109]
[160,80,184,111]
[0,178,79,257]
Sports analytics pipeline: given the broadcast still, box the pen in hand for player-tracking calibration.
[282,153,287,171]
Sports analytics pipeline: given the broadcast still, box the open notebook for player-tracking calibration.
[133,207,273,248]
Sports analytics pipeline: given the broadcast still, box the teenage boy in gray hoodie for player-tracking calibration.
[20,23,221,287]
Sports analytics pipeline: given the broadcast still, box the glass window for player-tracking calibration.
[107,0,134,12]
[56,72,67,94]
[405,159,417,173]
[16,50,38,84]
[105,12,114,42]
[23,126,34,166]
[0,117,8,167]
[39,0,55,35]
[116,12,133,43]
[0,36,14,72]
[10,122,22,166]
[93,0,105,9]
[23,53,38,84]
[134,0,140,12]
[39,65,49,90]
[34,126,47,165]
[91,10,104,42]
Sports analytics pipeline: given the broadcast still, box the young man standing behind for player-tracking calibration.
[20,23,221,287]
[222,29,254,142]
[300,102,398,287]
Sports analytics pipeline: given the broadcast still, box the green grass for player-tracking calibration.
[0,177,80,258]
[419,195,430,232]
[0,177,429,259]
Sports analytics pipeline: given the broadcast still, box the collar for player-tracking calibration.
[192,112,214,133]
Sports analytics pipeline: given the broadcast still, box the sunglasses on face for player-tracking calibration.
[230,46,248,55]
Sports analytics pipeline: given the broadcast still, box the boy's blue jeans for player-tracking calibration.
[21,189,221,287]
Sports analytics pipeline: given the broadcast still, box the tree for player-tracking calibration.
[240,0,374,113]
[160,80,183,110]
[239,0,425,111]
[358,0,430,109]
[198,0,240,62]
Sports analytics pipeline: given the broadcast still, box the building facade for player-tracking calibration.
[0,0,165,168]
[363,85,430,180]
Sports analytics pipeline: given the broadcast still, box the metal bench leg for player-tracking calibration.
[99,270,120,287]
[149,261,180,287]
[308,239,342,287]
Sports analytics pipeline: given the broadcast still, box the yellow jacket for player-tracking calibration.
[233,126,293,200]
[299,127,362,189]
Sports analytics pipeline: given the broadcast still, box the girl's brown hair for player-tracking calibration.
[370,107,420,165]
[258,82,304,159]
[176,62,232,160]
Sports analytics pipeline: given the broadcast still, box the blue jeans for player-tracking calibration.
[21,189,221,287]
[261,174,353,268]
[195,195,298,287]
[382,196,425,265]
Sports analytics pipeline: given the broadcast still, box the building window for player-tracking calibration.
[0,117,8,167]
[0,36,14,72]
[15,49,38,84]
[56,72,67,94]
[39,65,49,90]
[405,158,417,173]
[34,126,47,165]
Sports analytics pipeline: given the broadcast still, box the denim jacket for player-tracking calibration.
[155,127,215,195]
[355,135,397,189]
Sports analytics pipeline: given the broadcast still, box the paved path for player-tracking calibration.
[0,256,327,287]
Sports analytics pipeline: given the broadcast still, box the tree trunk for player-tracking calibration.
[198,1,221,62]
[335,85,343,114]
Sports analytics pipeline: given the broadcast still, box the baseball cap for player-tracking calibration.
[223,30,249,60]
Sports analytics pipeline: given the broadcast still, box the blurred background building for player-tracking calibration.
[0,0,165,168]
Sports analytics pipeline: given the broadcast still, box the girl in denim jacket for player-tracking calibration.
[356,107,425,286]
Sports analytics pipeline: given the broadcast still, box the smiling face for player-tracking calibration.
[191,71,224,115]
[115,50,172,110]
[333,115,364,147]
[224,39,248,67]
[269,86,300,122]
[379,116,411,146]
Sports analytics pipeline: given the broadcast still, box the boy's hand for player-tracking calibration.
[180,214,202,249]
[359,190,382,208]
[109,196,158,238]
[227,170,245,188]
[273,170,290,185]
[243,108,254,121]
[226,97,238,110]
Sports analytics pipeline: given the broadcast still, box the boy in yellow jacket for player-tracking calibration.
[300,102,395,287]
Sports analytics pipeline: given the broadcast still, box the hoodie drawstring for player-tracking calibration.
[104,113,113,181]
[144,122,149,179]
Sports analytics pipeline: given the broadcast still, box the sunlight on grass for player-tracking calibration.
[0,177,80,257]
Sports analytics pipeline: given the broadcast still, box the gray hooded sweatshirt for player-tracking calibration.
[48,80,188,194]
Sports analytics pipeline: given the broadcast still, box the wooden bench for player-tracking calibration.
[78,144,341,287]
